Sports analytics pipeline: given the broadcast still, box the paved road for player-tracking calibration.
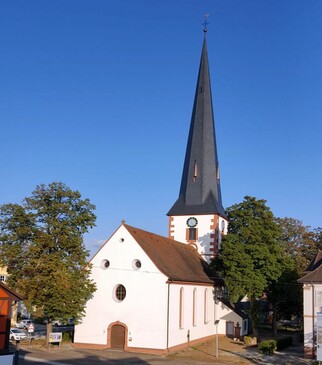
[17,348,219,365]
[15,346,312,365]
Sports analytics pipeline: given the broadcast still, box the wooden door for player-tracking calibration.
[110,324,125,349]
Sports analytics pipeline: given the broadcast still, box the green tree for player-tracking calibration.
[267,218,321,335]
[212,196,284,337]
[0,182,96,337]
[276,217,317,273]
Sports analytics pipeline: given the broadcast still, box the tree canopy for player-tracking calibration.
[212,196,322,335]
[267,217,322,325]
[213,196,284,303]
[0,182,96,323]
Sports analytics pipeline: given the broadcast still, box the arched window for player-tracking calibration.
[193,288,197,326]
[204,288,209,323]
[179,287,184,329]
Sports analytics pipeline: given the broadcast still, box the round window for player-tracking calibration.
[100,259,110,270]
[115,284,126,301]
[132,259,142,269]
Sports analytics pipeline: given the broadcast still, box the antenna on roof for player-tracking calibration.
[202,13,209,33]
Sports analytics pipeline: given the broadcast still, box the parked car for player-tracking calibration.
[44,318,74,326]
[10,328,27,341]
[52,319,62,327]
[16,319,34,330]
[52,318,74,326]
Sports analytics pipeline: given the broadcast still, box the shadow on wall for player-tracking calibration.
[198,232,211,255]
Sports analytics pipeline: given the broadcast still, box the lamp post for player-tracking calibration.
[214,320,220,357]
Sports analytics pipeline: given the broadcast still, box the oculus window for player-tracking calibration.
[115,285,126,302]
[100,259,110,270]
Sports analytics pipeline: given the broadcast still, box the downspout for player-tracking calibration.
[166,281,170,351]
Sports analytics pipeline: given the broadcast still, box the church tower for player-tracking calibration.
[167,29,228,262]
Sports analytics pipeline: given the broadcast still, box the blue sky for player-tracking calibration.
[1,1,321,254]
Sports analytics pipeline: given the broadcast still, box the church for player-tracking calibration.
[73,29,248,354]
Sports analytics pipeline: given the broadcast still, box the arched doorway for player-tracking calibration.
[110,324,126,349]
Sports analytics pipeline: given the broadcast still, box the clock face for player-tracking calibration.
[187,217,198,228]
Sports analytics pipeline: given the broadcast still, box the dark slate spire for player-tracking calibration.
[168,32,226,217]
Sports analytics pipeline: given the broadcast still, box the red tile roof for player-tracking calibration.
[124,224,214,285]
[298,250,322,283]
[0,281,23,300]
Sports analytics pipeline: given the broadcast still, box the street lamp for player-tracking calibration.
[214,320,220,357]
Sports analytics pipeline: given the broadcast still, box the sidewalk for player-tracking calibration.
[17,336,312,365]
[170,336,312,364]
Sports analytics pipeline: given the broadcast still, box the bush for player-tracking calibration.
[258,340,277,355]
[244,336,257,346]
[62,331,74,342]
[276,336,293,350]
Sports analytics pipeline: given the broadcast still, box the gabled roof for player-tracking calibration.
[124,224,215,285]
[168,33,226,218]
[304,250,322,273]
[298,250,322,283]
[0,280,23,300]
[221,298,248,319]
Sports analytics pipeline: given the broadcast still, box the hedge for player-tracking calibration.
[276,336,293,350]
[258,340,277,355]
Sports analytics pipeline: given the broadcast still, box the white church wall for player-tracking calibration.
[215,301,245,335]
[167,283,216,348]
[74,225,169,350]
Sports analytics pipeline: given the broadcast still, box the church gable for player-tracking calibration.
[91,223,214,285]
[90,224,165,280]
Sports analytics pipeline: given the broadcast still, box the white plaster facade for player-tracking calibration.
[301,283,322,358]
[74,224,245,354]
[298,251,322,359]
[215,300,248,336]
[169,214,228,261]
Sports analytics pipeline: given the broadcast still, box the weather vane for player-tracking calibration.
[202,13,209,32]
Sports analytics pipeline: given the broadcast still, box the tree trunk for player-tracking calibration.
[249,300,261,341]
[272,302,278,337]
[46,322,53,346]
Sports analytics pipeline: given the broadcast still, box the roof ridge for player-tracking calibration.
[124,223,199,252]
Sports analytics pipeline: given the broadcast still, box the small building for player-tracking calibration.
[298,250,322,358]
[74,223,247,353]
[0,281,23,364]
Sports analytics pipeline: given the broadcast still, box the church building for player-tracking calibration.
[73,29,248,354]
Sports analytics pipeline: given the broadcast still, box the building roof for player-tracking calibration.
[167,33,226,218]
[221,298,248,320]
[124,224,215,285]
[298,250,322,283]
[304,250,322,273]
[0,280,23,300]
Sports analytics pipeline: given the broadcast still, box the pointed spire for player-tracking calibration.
[168,31,226,217]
